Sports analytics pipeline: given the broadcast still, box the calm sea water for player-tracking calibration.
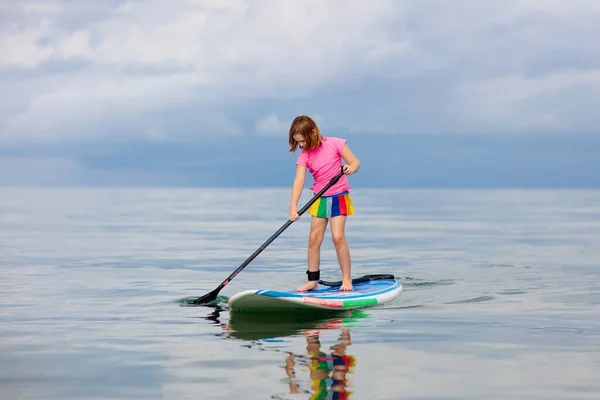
[1,187,599,400]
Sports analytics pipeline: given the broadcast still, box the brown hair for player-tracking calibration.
[288,115,323,152]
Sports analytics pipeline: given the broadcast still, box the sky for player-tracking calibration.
[1,0,599,188]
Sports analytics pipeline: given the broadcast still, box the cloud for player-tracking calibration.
[1,0,404,144]
[254,114,288,136]
[453,69,600,133]
[254,114,323,136]
[1,0,599,146]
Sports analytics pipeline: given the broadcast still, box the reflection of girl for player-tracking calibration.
[329,329,354,396]
[306,332,331,396]
[284,328,355,399]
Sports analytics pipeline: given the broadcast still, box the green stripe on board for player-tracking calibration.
[342,298,378,308]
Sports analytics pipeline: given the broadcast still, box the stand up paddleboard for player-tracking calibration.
[228,274,402,312]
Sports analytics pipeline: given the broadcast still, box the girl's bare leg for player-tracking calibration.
[330,215,352,291]
[297,216,328,292]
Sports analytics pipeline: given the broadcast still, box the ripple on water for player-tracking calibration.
[445,295,496,304]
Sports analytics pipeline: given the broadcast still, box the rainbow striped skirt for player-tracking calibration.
[308,190,355,219]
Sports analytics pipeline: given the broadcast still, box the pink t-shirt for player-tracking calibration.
[296,136,351,196]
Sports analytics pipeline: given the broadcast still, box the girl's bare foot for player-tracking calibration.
[297,280,319,292]
[339,281,353,291]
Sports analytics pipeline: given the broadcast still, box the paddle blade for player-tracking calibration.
[192,289,220,305]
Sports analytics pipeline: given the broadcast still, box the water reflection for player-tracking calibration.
[280,328,355,400]
[204,308,368,399]
[226,308,370,339]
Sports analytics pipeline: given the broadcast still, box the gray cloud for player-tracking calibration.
[1,0,599,146]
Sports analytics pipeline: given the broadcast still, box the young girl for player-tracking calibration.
[288,115,360,292]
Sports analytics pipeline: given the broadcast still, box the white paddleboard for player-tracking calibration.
[228,276,402,311]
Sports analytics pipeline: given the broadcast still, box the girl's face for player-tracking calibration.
[293,134,306,150]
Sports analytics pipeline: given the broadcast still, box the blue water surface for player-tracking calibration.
[1,187,599,399]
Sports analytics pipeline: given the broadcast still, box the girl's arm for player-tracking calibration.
[289,165,306,220]
[341,145,360,175]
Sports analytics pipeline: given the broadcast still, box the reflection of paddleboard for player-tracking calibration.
[227,309,370,341]
[228,274,402,312]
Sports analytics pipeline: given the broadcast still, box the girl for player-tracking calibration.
[288,115,360,292]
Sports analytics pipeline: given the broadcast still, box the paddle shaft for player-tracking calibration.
[193,167,345,304]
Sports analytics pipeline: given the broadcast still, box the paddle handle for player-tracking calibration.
[217,167,345,288]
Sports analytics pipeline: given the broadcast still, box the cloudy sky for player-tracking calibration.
[1,0,599,187]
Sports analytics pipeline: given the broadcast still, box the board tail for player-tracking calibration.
[318,274,396,287]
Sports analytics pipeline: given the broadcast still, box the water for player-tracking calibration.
[1,187,599,399]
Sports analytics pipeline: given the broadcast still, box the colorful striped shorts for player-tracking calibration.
[308,190,355,219]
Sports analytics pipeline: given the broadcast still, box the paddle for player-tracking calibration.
[192,166,346,305]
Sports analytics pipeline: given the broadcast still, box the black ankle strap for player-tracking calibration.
[306,270,320,281]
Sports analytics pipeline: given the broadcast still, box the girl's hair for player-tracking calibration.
[288,115,323,152]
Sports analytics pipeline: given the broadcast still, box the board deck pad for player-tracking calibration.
[228,278,402,311]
